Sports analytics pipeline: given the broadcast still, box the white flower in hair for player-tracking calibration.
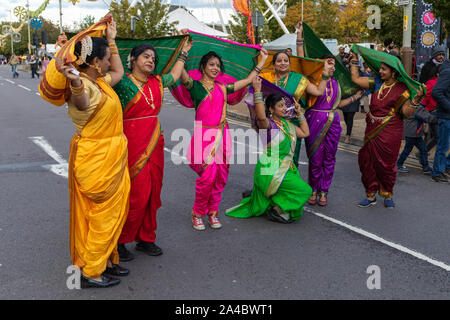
[76,36,93,65]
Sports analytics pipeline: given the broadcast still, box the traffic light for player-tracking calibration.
[33,32,39,46]
[41,30,47,45]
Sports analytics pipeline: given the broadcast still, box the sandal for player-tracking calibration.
[318,192,327,206]
[308,192,318,205]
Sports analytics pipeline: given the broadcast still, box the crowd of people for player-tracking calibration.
[37,16,449,289]
[4,53,50,79]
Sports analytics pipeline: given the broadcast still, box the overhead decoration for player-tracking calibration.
[30,17,44,30]
[29,0,51,18]
[233,0,255,44]
[14,6,27,20]
[69,0,80,5]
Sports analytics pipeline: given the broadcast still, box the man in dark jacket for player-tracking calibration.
[419,45,445,84]
[431,59,450,183]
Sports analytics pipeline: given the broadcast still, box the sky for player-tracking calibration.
[0,0,236,28]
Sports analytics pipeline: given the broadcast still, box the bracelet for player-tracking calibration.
[410,100,419,107]
[176,57,186,63]
[70,82,85,96]
[254,66,262,74]
[108,43,119,56]
[180,51,188,58]
[298,114,306,122]
[351,60,359,66]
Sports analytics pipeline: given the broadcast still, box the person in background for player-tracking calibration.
[384,38,395,54]
[359,64,373,113]
[285,48,293,56]
[430,58,450,183]
[335,46,349,69]
[396,105,435,174]
[30,55,39,79]
[9,53,19,78]
[420,45,445,84]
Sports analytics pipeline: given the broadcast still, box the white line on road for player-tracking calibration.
[29,136,68,178]
[18,84,31,91]
[5,79,15,84]
[304,206,450,272]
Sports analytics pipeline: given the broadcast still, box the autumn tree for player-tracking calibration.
[339,0,369,43]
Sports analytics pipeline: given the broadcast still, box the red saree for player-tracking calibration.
[116,74,164,243]
[358,81,410,198]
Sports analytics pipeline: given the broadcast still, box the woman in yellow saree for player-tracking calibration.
[58,20,130,288]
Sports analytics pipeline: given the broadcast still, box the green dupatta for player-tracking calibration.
[351,44,426,99]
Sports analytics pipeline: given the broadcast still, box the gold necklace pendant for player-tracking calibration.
[326,80,333,103]
[130,74,155,109]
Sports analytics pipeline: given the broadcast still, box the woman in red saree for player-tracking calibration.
[113,41,191,261]
[350,51,424,208]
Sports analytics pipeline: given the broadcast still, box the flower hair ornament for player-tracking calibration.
[126,53,132,70]
[76,36,93,65]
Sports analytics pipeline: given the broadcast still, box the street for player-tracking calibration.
[0,65,449,300]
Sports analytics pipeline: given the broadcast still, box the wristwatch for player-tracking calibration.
[180,51,188,58]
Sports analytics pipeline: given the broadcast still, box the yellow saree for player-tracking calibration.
[68,76,130,278]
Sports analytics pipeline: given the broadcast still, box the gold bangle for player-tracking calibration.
[70,82,85,96]
[109,43,119,56]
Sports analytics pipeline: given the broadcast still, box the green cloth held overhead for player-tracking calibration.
[351,44,426,99]
[116,35,190,75]
[302,22,359,97]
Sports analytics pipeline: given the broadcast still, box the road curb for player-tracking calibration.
[226,110,425,169]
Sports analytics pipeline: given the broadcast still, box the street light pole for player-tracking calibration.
[401,1,413,76]
[59,0,63,33]
[26,0,31,55]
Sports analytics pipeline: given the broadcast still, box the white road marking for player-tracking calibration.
[29,136,68,178]
[18,84,31,91]
[5,79,15,84]
[164,147,187,161]
[303,206,450,272]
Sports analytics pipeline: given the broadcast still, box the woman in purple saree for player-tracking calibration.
[305,55,364,206]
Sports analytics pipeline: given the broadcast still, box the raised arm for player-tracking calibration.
[402,86,425,118]
[233,49,269,92]
[350,52,370,89]
[168,36,192,82]
[105,19,124,87]
[295,21,304,58]
[253,77,270,130]
[305,59,334,96]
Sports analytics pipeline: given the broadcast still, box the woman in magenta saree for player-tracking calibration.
[305,55,364,206]
[113,41,191,261]
[174,50,268,230]
[350,47,424,208]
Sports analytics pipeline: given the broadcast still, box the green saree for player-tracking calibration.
[226,118,312,222]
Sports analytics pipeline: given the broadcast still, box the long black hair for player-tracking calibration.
[74,37,108,69]
[199,51,225,74]
[128,43,159,71]
[265,93,285,117]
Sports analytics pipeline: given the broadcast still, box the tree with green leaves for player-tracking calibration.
[109,0,176,39]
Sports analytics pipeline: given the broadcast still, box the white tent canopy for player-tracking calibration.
[167,8,229,38]
[263,33,339,56]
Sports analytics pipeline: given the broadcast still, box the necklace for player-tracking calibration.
[377,80,397,101]
[272,117,295,143]
[200,78,215,99]
[325,79,333,103]
[129,74,155,109]
[80,72,101,91]
[275,72,289,89]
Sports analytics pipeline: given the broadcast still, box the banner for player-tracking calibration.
[415,0,442,77]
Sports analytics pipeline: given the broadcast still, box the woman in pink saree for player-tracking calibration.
[178,50,268,230]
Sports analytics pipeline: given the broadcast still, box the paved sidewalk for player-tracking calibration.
[227,100,437,169]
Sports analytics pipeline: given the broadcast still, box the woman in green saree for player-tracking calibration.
[226,77,312,223]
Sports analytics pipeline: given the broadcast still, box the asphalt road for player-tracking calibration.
[0,65,449,301]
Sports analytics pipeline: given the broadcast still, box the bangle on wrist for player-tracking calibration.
[180,51,188,58]
[70,82,84,96]
[298,114,306,122]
